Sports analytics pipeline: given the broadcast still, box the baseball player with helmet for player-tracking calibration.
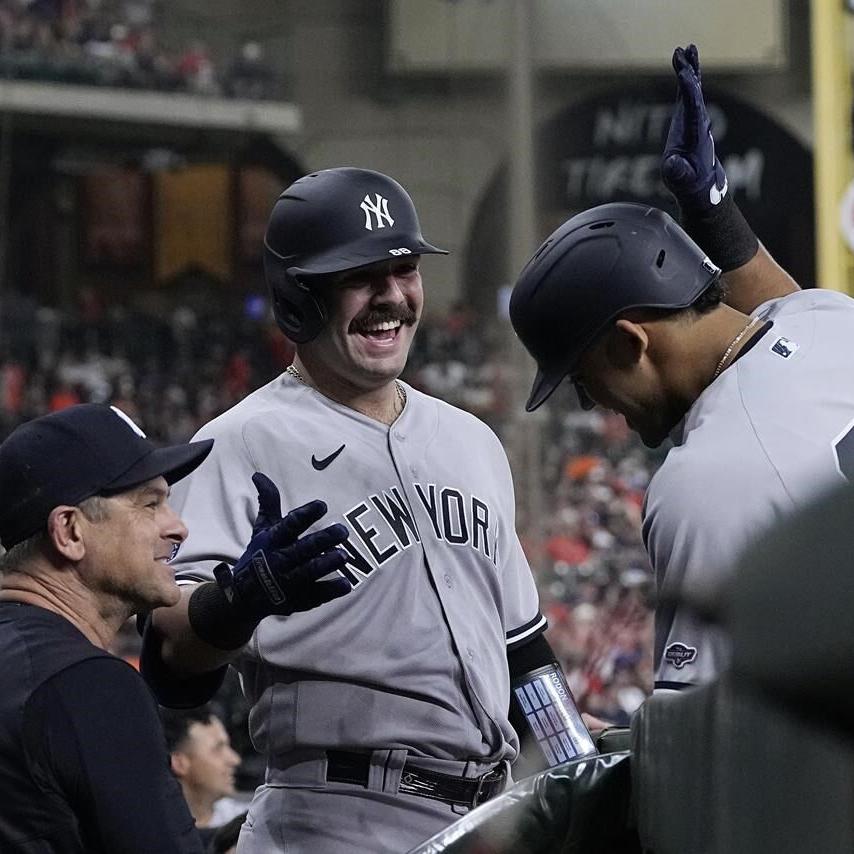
[141,167,590,853]
[510,44,854,693]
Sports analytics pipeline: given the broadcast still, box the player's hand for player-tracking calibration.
[661,44,728,214]
[581,712,613,736]
[214,472,352,619]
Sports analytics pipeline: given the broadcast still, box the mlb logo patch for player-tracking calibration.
[771,337,799,359]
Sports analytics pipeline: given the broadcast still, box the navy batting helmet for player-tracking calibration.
[263,167,448,343]
[509,202,721,411]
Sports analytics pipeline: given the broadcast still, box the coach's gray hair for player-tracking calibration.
[77,495,110,524]
[0,495,111,573]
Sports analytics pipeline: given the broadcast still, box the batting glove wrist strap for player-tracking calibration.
[188,581,260,651]
[681,192,759,273]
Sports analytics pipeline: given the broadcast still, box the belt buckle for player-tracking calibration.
[471,767,502,808]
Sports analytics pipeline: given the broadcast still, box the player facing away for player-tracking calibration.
[510,45,854,692]
[141,167,589,854]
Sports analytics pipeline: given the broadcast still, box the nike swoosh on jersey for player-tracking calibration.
[311,444,346,471]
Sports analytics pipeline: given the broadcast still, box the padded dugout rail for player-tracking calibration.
[406,750,638,854]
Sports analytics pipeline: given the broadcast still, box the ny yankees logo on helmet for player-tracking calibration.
[360,193,394,231]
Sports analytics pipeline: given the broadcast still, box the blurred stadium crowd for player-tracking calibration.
[0,286,659,788]
[0,0,276,98]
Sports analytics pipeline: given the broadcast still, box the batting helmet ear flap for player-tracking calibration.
[263,240,328,343]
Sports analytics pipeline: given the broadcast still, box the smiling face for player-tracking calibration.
[298,256,423,393]
[79,476,188,611]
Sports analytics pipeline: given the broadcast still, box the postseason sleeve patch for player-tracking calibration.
[663,642,698,669]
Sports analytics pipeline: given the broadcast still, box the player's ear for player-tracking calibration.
[170,750,189,778]
[46,505,87,562]
[610,318,648,368]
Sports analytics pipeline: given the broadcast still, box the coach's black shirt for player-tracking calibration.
[0,601,204,853]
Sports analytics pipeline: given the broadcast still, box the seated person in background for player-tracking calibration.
[161,705,245,839]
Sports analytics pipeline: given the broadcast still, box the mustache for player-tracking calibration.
[350,305,417,333]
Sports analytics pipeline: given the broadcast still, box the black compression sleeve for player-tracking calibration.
[24,658,205,854]
[139,613,228,709]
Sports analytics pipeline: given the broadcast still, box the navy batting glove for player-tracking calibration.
[214,472,352,619]
[662,44,728,214]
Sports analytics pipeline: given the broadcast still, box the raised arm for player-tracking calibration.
[661,43,799,313]
[142,473,351,707]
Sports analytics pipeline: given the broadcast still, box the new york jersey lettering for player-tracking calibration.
[339,482,495,586]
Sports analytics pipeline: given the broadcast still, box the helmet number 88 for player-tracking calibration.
[389,248,412,256]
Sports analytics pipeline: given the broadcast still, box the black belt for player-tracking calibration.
[325,750,505,809]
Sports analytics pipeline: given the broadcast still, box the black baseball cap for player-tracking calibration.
[0,404,213,550]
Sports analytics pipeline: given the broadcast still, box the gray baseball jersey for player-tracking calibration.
[644,288,854,689]
[169,376,544,761]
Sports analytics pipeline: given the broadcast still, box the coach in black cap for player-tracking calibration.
[0,404,213,854]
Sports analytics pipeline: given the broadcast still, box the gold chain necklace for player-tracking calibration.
[285,364,407,409]
[711,316,761,381]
